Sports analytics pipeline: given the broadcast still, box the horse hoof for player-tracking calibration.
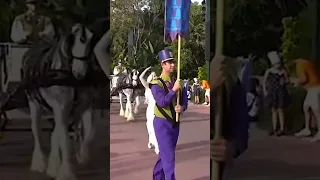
[134,109,139,114]
[46,152,60,178]
[119,111,125,116]
[30,153,47,173]
[76,147,89,165]
[56,163,77,180]
[124,111,129,118]
[127,116,135,121]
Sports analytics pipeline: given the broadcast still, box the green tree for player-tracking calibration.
[197,65,208,82]
[281,0,314,74]
[0,0,108,42]
[110,1,205,79]
[205,0,306,57]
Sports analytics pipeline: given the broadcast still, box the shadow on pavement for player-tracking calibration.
[111,141,209,177]
[176,140,209,150]
[193,176,210,180]
[110,138,135,144]
[229,158,320,179]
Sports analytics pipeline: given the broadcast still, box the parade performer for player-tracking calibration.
[139,66,159,154]
[202,79,210,106]
[150,49,188,180]
[210,56,249,178]
[11,0,55,44]
[294,58,320,141]
[263,51,290,136]
[192,78,200,104]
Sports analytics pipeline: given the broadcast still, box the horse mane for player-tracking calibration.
[22,34,71,81]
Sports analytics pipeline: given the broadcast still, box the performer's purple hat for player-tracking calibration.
[158,49,175,63]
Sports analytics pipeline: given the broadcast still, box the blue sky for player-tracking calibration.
[191,0,202,4]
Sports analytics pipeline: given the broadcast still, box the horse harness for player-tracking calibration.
[32,54,93,112]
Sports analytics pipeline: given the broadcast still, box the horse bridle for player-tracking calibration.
[72,55,90,62]
[69,25,92,63]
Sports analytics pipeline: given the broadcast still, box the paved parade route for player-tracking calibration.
[227,125,320,180]
[3,101,320,180]
[0,109,109,180]
[111,101,320,180]
[110,102,210,180]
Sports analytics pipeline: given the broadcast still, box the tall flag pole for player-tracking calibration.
[165,0,191,122]
[212,0,225,179]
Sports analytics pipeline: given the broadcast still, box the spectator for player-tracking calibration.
[263,51,291,136]
[192,78,200,104]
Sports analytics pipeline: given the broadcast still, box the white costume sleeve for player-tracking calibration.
[94,30,110,79]
[11,17,29,43]
[144,90,149,104]
[139,67,151,89]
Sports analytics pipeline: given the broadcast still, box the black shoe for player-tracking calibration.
[276,130,285,136]
[269,130,276,136]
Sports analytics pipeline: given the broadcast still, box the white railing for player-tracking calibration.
[0,42,32,92]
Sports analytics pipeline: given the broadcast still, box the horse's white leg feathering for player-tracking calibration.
[134,95,140,114]
[76,107,95,164]
[46,126,61,178]
[29,100,47,172]
[41,87,77,180]
[119,93,125,116]
[55,106,77,180]
[125,100,129,118]
[126,94,134,121]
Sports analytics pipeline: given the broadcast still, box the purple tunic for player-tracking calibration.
[151,78,188,180]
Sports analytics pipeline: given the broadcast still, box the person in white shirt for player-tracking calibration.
[11,0,55,44]
[113,60,127,76]
[139,66,159,154]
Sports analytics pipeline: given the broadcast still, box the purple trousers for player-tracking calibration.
[153,117,180,180]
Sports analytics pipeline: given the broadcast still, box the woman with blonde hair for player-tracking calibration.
[139,67,159,154]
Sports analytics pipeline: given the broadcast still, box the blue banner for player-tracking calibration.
[241,56,254,94]
[165,0,191,41]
